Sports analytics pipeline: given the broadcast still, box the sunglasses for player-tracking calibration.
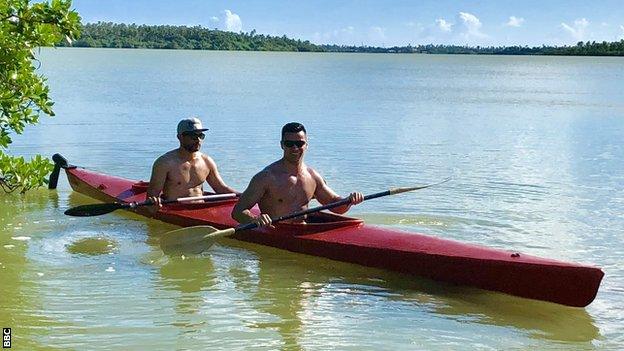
[183,132,206,140]
[282,140,306,148]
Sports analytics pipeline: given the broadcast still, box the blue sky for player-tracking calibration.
[73,0,624,47]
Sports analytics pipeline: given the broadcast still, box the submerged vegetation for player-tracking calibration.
[61,22,624,56]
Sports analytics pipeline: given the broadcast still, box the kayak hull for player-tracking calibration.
[63,165,603,307]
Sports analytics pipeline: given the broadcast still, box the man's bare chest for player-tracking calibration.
[267,174,315,202]
[167,161,209,185]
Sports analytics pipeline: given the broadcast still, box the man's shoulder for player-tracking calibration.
[154,149,178,165]
[198,152,218,168]
[264,160,280,171]
[306,165,322,179]
[199,152,214,161]
[251,163,280,184]
[254,166,272,180]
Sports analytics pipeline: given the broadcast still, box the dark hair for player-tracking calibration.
[281,122,306,139]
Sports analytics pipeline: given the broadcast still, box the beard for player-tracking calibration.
[284,151,303,163]
[182,142,200,153]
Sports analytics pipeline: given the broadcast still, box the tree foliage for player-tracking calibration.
[61,22,323,52]
[59,22,624,56]
[0,0,80,193]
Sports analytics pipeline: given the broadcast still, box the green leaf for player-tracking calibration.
[0,0,80,193]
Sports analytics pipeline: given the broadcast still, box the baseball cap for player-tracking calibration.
[177,117,209,135]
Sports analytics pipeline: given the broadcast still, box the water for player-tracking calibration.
[1,48,623,350]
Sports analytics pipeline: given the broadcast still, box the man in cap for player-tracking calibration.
[146,117,238,215]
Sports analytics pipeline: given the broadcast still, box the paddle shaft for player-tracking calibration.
[234,179,450,232]
[131,193,238,208]
[65,193,239,216]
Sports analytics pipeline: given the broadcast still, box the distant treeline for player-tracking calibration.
[62,22,323,51]
[327,42,624,56]
[60,22,624,56]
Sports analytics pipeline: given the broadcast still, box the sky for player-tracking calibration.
[72,0,624,47]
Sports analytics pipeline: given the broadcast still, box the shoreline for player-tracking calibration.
[47,45,624,58]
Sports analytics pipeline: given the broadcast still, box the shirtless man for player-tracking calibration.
[147,117,238,215]
[231,122,364,227]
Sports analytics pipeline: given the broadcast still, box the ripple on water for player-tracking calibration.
[359,212,452,227]
[11,236,32,241]
[66,236,118,256]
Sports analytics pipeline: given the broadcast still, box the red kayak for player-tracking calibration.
[51,154,604,307]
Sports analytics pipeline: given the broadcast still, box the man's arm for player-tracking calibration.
[312,169,363,214]
[205,156,238,194]
[231,172,271,226]
[146,157,168,215]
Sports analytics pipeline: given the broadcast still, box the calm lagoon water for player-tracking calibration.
[1,48,623,350]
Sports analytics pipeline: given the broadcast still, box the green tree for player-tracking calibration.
[0,0,80,193]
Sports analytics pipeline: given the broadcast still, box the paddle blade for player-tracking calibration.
[389,177,452,195]
[160,225,235,255]
[64,202,125,217]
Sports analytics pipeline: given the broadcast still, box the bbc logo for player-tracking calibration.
[2,328,10,349]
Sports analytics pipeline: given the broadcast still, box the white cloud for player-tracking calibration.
[458,12,486,39]
[561,18,589,41]
[209,10,242,32]
[415,13,488,45]
[506,16,524,27]
[223,9,242,32]
[436,18,453,32]
[619,25,624,39]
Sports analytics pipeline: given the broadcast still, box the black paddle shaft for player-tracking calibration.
[64,194,240,217]
[126,195,234,208]
[235,190,391,232]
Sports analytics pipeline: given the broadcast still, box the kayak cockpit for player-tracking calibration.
[271,211,364,235]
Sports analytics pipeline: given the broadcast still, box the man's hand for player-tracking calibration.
[348,192,364,205]
[252,213,273,228]
[146,196,162,216]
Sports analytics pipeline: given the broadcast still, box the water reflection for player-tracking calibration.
[377,273,600,343]
[229,248,307,351]
[210,238,600,347]
[48,189,60,210]
[159,255,217,320]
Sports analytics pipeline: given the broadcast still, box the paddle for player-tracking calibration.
[160,177,451,255]
[64,193,238,217]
